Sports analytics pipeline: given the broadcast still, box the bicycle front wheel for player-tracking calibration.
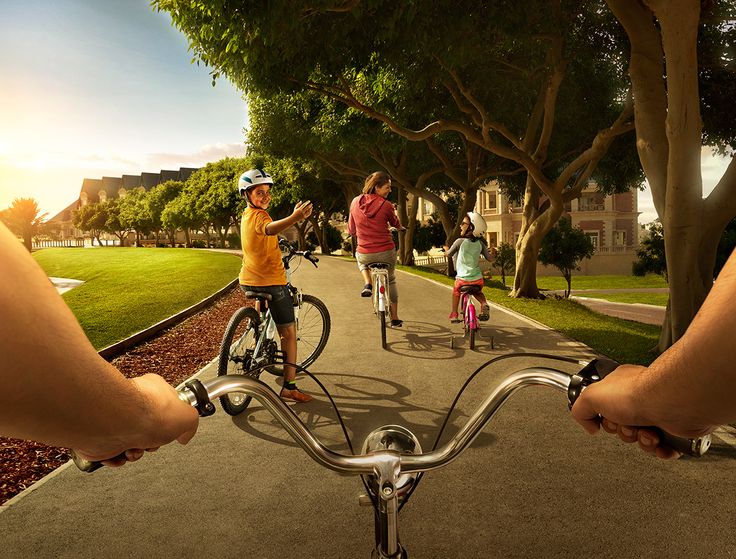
[296,294,331,368]
[265,293,331,375]
[218,306,261,415]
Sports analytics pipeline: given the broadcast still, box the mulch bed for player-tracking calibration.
[0,288,246,505]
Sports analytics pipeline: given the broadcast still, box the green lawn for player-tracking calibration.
[536,274,668,290]
[576,292,669,307]
[34,248,241,349]
[399,265,661,365]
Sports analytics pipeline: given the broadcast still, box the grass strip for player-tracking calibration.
[33,248,241,349]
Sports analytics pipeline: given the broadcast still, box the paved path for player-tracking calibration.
[2,257,735,558]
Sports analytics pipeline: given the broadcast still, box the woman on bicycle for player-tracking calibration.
[348,171,404,327]
[444,212,494,322]
[238,168,314,402]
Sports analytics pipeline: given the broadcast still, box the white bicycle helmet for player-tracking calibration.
[466,211,487,238]
[238,168,273,195]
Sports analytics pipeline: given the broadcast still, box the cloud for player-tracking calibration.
[143,142,246,170]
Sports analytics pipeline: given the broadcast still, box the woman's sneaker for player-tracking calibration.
[361,284,372,297]
[479,304,490,321]
[449,312,461,323]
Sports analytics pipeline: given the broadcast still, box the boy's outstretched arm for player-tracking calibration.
[265,201,313,236]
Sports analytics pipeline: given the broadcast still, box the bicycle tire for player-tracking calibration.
[218,306,261,415]
[266,293,331,374]
[379,310,387,350]
[296,294,331,367]
[466,299,477,350]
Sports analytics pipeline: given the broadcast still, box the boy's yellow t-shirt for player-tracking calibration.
[238,207,287,286]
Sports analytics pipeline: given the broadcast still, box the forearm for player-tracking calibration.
[265,212,301,236]
[0,225,195,452]
[643,249,736,427]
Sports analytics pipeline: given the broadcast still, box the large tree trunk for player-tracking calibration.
[609,0,736,351]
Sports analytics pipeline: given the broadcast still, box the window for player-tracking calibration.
[613,230,626,246]
[487,192,497,210]
[585,232,599,249]
[579,193,605,211]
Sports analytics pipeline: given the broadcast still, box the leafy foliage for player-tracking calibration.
[0,198,47,251]
[632,222,666,279]
[493,242,516,286]
[538,217,595,297]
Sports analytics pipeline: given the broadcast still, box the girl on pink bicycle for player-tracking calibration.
[445,212,494,323]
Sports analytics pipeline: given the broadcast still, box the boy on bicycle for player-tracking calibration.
[444,212,494,323]
[238,168,314,402]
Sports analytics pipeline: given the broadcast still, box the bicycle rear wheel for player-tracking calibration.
[379,309,387,350]
[466,300,477,350]
[218,306,261,415]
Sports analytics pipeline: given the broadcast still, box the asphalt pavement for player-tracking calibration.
[3,257,736,558]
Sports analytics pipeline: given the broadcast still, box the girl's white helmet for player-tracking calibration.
[238,168,273,195]
[467,211,487,238]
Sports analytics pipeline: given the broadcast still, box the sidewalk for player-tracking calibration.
[2,258,735,558]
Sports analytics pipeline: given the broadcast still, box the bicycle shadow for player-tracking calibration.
[229,371,496,454]
[386,319,593,361]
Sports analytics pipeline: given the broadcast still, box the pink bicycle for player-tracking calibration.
[451,284,484,350]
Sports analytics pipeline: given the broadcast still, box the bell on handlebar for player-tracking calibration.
[362,425,422,499]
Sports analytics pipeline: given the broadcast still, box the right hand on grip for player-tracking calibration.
[570,358,711,458]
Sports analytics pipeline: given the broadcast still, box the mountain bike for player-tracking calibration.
[450,284,483,350]
[369,262,391,350]
[74,354,710,557]
[217,239,331,415]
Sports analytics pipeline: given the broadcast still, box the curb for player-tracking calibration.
[98,278,238,360]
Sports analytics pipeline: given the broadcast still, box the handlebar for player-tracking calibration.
[72,359,711,473]
[279,238,319,268]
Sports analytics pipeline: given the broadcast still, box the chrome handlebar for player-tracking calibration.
[72,362,711,473]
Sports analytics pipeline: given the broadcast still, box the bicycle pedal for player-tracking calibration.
[358,493,373,507]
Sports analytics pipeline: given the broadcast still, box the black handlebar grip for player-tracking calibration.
[569,358,711,458]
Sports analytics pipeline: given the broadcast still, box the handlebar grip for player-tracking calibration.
[71,450,127,473]
[569,358,711,458]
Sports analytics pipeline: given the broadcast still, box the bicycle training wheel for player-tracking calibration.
[217,306,261,416]
[266,294,331,375]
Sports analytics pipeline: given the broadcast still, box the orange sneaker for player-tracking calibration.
[280,388,313,403]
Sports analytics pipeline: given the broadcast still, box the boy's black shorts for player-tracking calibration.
[240,284,295,325]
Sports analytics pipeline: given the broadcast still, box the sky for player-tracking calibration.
[0,0,247,218]
[0,1,731,223]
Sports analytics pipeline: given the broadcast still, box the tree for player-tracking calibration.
[715,217,736,278]
[155,0,642,298]
[493,242,516,286]
[185,158,248,247]
[102,199,133,246]
[605,0,736,350]
[0,198,47,251]
[538,217,595,298]
[118,188,154,246]
[632,222,666,279]
[147,180,184,245]
[73,202,108,246]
